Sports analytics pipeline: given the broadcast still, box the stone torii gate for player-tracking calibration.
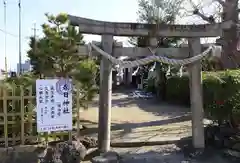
[68,15,232,152]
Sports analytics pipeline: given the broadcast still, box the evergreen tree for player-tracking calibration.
[131,0,183,99]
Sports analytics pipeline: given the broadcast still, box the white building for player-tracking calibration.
[0,71,4,80]
[17,60,31,74]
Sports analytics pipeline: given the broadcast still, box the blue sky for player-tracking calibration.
[0,0,139,71]
[0,0,214,71]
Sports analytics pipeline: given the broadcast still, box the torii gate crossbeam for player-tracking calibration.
[68,15,232,37]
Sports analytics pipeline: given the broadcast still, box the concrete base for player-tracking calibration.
[91,156,118,163]
[91,151,120,163]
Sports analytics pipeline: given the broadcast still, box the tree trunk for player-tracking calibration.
[194,0,240,69]
[220,0,240,69]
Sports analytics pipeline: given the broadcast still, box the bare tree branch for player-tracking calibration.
[187,0,217,23]
[214,0,226,8]
[193,9,215,23]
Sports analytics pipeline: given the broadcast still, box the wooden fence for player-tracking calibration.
[0,85,81,148]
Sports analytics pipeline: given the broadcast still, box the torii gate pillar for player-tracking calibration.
[98,35,113,152]
[188,38,205,148]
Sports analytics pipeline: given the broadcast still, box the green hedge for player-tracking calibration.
[165,75,190,105]
[165,70,240,125]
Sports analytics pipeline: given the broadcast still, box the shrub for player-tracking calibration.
[165,74,190,105]
[202,70,240,125]
[0,74,36,141]
[164,70,240,125]
[145,78,156,93]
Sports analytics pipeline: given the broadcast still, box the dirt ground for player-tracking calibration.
[81,90,195,142]
[83,91,190,123]
[80,90,239,163]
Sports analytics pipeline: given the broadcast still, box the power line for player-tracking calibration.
[0,28,30,39]
[0,0,18,5]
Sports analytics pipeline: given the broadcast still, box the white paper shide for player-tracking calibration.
[36,79,72,132]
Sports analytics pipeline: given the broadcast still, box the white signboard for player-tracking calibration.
[36,79,73,132]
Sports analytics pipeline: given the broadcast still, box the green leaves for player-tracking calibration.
[26,13,98,109]
[27,13,84,77]
[165,69,240,126]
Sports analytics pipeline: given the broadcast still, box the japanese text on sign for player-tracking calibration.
[36,79,72,133]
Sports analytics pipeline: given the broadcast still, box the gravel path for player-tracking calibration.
[112,145,238,163]
[81,90,209,142]
[81,90,238,162]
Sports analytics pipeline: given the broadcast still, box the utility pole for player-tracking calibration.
[32,22,37,54]
[3,0,7,77]
[18,0,22,75]
[31,22,41,77]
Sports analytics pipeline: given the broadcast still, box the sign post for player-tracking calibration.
[36,79,72,133]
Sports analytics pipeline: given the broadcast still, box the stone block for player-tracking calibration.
[91,151,119,163]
